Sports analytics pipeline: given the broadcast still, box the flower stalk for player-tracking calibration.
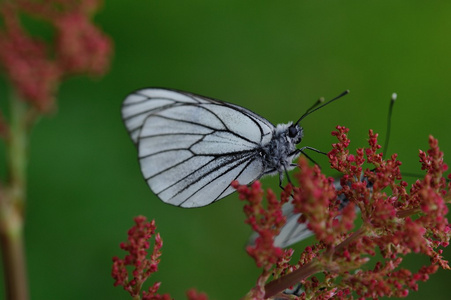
[0,92,33,300]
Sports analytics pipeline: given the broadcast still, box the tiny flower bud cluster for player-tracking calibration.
[112,216,170,300]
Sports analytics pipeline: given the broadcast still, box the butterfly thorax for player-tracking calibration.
[259,123,304,174]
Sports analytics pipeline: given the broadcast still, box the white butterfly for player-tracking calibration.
[122,88,347,208]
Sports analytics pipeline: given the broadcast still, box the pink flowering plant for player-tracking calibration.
[236,126,450,299]
[0,1,112,299]
[112,216,171,300]
[113,126,450,299]
[112,216,209,300]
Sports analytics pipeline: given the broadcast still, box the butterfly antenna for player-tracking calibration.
[294,90,350,126]
[305,97,325,114]
[382,93,397,159]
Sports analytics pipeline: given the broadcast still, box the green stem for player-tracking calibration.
[0,93,30,300]
[8,92,28,204]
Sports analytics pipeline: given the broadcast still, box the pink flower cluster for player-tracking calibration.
[236,126,450,299]
[232,181,287,270]
[112,216,209,300]
[0,0,112,112]
[231,180,292,298]
[112,216,170,300]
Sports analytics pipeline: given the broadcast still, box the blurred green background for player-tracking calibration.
[1,0,451,299]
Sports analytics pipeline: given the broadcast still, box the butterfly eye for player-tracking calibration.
[288,126,298,138]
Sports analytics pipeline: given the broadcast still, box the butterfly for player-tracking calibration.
[121,88,347,208]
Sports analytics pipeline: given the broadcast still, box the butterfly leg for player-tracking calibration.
[298,146,327,169]
[279,166,296,198]
[279,168,289,190]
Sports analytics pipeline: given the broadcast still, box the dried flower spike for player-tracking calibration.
[112,216,171,300]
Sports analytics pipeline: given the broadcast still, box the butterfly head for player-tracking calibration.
[287,123,304,145]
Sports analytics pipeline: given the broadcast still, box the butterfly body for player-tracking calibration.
[260,123,303,180]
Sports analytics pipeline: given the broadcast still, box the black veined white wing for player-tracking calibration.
[122,88,347,208]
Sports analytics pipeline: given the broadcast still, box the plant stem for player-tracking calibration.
[334,226,366,253]
[264,261,322,299]
[0,225,28,300]
[0,93,30,300]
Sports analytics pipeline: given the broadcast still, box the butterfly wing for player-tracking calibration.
[122,88,275,207]
[247,201,314,248]
[273,202,314,247]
